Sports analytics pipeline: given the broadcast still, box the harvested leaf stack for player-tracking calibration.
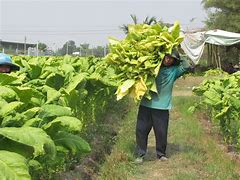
[105,21,184,101]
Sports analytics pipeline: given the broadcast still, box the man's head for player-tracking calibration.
[0,53,20,73]
[162,49,180,67]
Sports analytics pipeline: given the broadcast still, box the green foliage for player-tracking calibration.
[204,68,228,77]
[60,40,77,55]
[202,0,240,32]
[38,42,48,52]
[105,21,183,101]
[0,73,19,85]
[0,86,17,102]
[42,116,83,134]
[202,0,240,66]
[38,104,72,119]
[0,127,56,158]
[192,71,240,147]
[1,101,22,114]
[0,151,31,180]
[0,55,117,178]
[53,131,91,154]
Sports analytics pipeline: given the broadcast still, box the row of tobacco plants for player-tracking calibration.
[0,55,117,179]
[192,71,240,148]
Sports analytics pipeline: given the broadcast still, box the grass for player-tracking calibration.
[169,96,240,179]
[98,99,138,180]
[98,94,240,180]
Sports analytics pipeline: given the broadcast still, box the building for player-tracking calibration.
[0,39,36,55]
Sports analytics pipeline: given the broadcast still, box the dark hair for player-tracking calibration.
[172,59,181,66]
[170,49,180,61]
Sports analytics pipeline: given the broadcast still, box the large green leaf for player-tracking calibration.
[0,127,56,158]
[42,116,82,133]
[53,131,91,154]
[0,98,8,108]
[65,73,88,94]
[0,150,31,180]
[1,112,26,127]
[45,73,65,90]
[203,90,222,105]
[0,73,18,86]
[170,21,181,40]
[24,79,45,87]
[59,63,75,75]
[63,89,87,109]
[11,87,34,104]
[38,104,72,119]
[42,86,61,104]
[77,57,90,72]
[0,86,16,102]
[0,134,34,158]
[22,107,41,119]
[0,102,24,117]
[23,118,43,127]
[29,64,42,79]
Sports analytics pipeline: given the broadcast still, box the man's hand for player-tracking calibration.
[180,55,195,73]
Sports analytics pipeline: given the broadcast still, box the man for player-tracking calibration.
[135,49,193,163]
[0,53,20,73]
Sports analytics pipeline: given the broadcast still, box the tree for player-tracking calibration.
[60,40,77,55]
[202,0,240,32]
[92,46,107,57]
[143,16,157,25]
[78,43,90,56]
[120,14,159,34]
[38,42,48,52]
[120,14,138,34]
[202,0,240,68]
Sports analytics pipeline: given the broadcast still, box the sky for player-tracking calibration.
[0,0,207,49]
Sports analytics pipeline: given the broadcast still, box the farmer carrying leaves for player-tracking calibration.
[105,21,194,163]
[135,49,194,163]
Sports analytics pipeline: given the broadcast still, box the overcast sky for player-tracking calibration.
[0,0,207,49]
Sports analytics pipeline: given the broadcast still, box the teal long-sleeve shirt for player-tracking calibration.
[140,59,190,110]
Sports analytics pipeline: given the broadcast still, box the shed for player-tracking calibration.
[181,29,240,68]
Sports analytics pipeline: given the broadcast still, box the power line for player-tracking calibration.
[0,32,123,35]
[0,29,124,35]
[2,28,122,32]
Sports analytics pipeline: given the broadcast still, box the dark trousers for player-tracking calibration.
[136,105,169,157]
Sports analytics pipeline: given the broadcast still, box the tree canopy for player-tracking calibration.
[120,14,159,34]
[38,42,48,52]
[202,0,240,32]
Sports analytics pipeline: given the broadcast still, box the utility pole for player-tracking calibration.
[103,46,106,56]
[52,43,56,56]
[24,36,27,55]
[36,41,39,56]
[66,41,69,55]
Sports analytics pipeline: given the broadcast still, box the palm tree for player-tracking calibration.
[143,16,157,25]
[120,15,160,34]
[120,14,138,34]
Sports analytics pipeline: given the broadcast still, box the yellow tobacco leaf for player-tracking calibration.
[132,77,147,101]
[116,79,135,100]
